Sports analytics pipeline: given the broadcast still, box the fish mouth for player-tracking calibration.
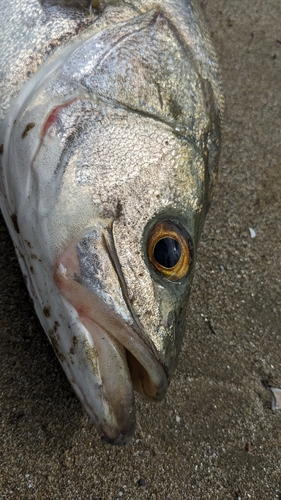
[79,309,166,445]
[54,256,167,445]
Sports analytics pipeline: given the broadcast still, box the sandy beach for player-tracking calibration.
[1,0,281,498]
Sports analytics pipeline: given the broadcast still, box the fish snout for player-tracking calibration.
[53,226,167,443]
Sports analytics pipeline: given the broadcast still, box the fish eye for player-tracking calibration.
[147,221,191,281]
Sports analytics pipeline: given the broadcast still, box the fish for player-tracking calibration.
[0,0,223,444]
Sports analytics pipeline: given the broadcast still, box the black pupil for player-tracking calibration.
[154,238,181,268]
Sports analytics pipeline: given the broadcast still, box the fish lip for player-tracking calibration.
[61,298,138,445]
[78,302,168,402]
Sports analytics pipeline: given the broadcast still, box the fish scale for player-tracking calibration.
[0,0,223,444]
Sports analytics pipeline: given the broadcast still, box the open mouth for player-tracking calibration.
[54,250,167,445]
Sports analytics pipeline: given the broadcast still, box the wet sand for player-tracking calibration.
[1,1,281,498]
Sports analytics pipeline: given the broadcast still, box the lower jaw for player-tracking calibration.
[79,313,167,445]
[54,253,167,444]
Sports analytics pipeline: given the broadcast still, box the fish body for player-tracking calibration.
[0,0,223,444]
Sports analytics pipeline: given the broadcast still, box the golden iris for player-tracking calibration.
[147,221,190,281]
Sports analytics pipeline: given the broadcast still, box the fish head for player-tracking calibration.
[1,4,222,444]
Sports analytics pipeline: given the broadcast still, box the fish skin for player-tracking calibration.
[0,0,223,444]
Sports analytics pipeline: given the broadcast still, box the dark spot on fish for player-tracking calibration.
[43,306,51,318]
[74,272,82,285]
[22,122,35,139]
[156,82,163,109]
[31,253,37,259]
[82,337,99,369]
[116,199,123,218]
[165,140,169,145]
[137,478,146,487]
[0,144,3,155]
[48,322,64,362]
[25,240,32,248]
[30,266,34,274]
[168,98,182,119]
[49,321,59,335]
[11,213,20,233]
[70,335,78,354]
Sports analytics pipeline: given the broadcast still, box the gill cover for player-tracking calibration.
[0,0,223,443]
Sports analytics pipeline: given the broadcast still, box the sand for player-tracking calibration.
[1,0,281,498]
